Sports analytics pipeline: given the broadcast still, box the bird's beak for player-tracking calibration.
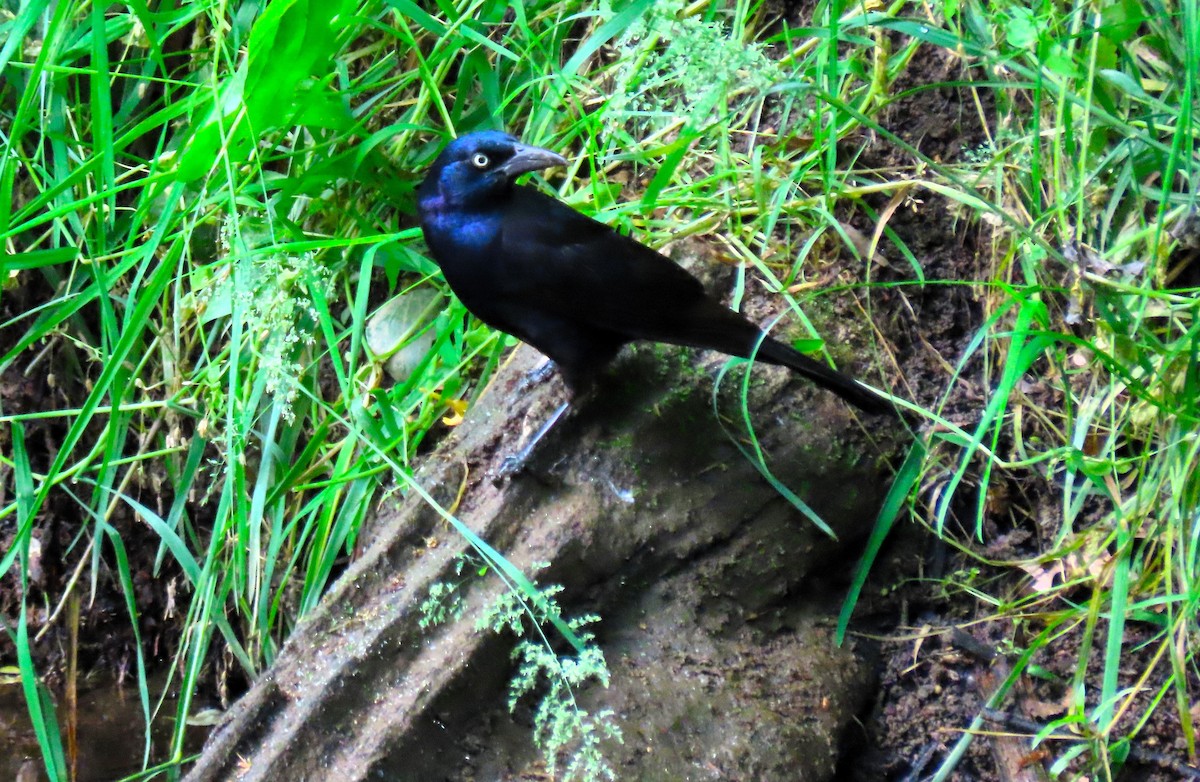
[499,143,568,178]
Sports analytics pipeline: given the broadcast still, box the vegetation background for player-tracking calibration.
[0,0,1197,779]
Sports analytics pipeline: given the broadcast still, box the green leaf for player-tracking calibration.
[175,0,354,182]
[1,247,78,270]
[1098,68,1149,100]
[1099,0,1145,44]
[1003,7,1040,50]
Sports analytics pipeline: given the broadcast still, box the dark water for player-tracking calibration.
[0,676,210,781]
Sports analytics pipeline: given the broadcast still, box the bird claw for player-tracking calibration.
[491,400,571,484]
[495,452,529,481]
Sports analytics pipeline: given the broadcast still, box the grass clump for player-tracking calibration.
[838,0,1200,776]
[199,222,334,425]
[606,0,780,136]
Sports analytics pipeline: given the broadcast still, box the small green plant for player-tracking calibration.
[505,636,621,782]
[479,579,622,782]
[418,559,622,781]
[417,554,474,631]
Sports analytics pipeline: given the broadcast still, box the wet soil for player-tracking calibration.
[0,672,208,782]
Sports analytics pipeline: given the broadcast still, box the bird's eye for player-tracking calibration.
[471,152,490,169]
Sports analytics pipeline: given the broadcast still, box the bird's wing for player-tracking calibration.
[497,187,715,340]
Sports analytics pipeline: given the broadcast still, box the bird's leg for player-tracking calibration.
[496,399,571,480]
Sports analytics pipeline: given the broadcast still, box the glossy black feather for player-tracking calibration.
[417,131,894,415]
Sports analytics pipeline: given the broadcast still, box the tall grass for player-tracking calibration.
[843,0,1200,777]
[1,0,1197,780]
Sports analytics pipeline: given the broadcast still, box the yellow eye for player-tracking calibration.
[471,152,489,168]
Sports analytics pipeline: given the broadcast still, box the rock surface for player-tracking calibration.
[184,328,902,781]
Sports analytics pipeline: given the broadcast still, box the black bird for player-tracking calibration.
[417,131,894,417]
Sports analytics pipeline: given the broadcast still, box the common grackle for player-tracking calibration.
[416,131,895,417]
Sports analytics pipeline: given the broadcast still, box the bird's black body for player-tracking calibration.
[417,131,893,415]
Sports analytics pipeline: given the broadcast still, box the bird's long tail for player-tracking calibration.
[655,302,897,416]
[753,334,896,416]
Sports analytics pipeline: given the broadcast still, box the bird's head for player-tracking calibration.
[419,131,567,208]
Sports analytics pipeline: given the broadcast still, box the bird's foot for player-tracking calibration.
[495,450,532,481]
[492,400,571,482]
